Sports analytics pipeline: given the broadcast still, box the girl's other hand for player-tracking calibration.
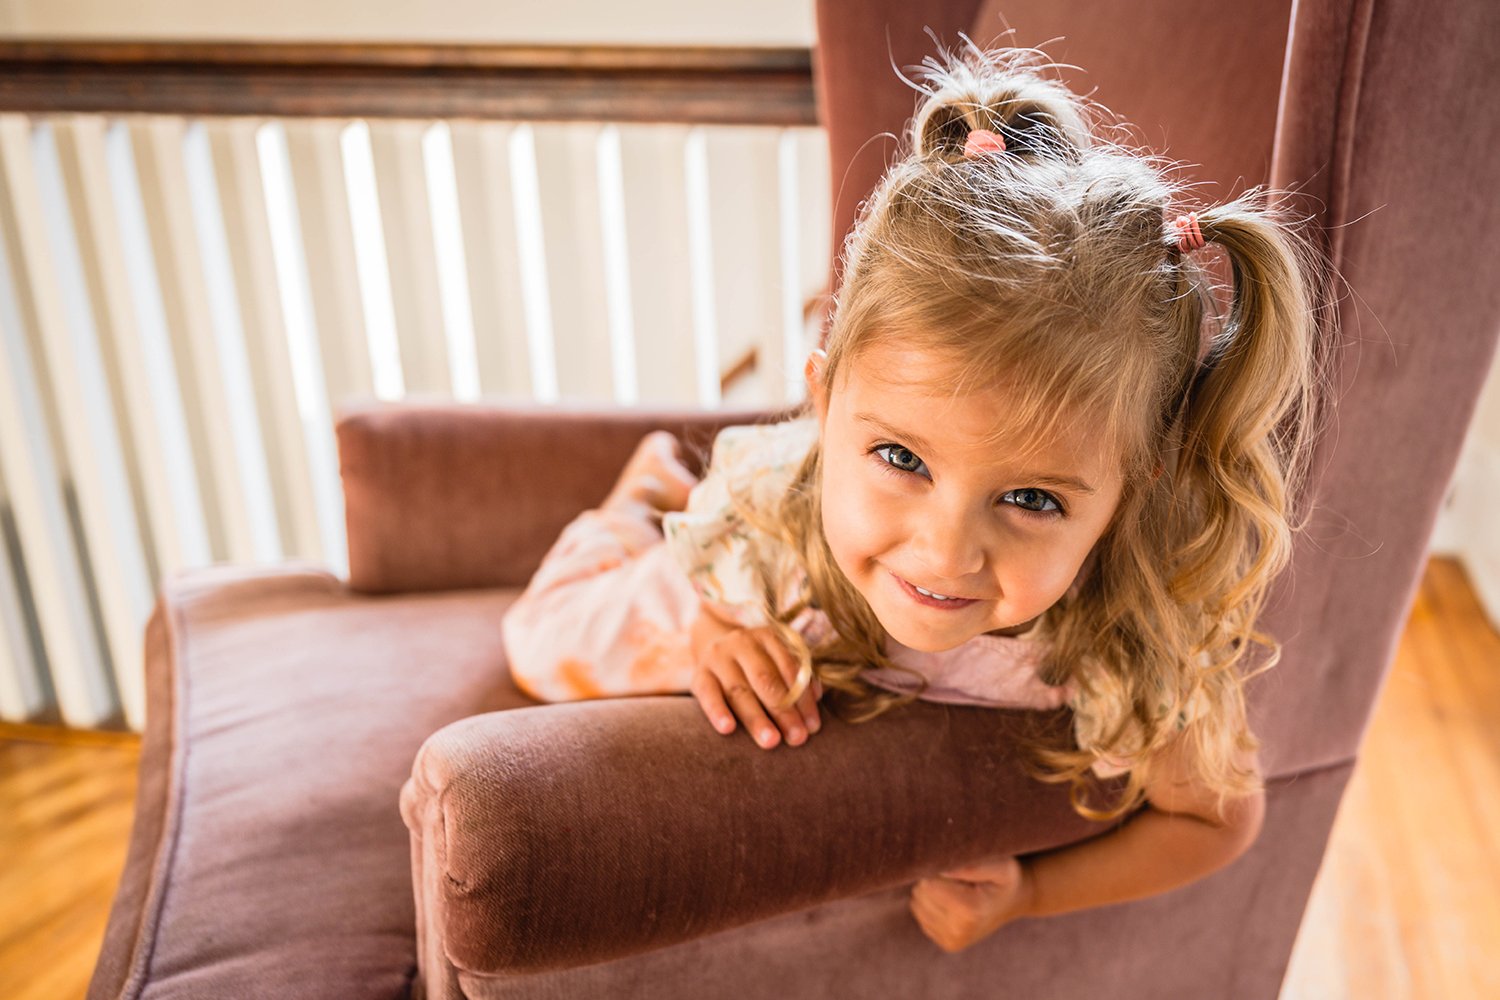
[909,856,1034,953]
[690,610,823,750]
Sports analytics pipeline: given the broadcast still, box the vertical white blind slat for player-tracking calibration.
[793,126,831,398]
[282,119,377,408]
[683,127,721,407]
[615,123,698,406]
[366,120,451,398]
[531,122,615,403]
[447,121,534,400]
[181,121,284,564]
[101,118,213,579]
[701,126,783,409]
[205,118,325,563]
[595,125,639,406]
[775,130,804,406]
[421,122,481,402]
[336,120,403,402]
[51,118,163,596]
[0,114,116,728]
[131,116,258,563]
[28,120,153,729]
[255,122,348,580]
[506,125,559,402]
[0,510,46,720]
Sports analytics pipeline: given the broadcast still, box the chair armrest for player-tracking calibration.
[399,694,1122,976]
[334,394,785,595]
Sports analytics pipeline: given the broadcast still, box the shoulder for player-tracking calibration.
[1141,725,1265,847]
[689,416,817,518]
[1069,672,1264,837]
[1065,667,1214,780]
[660,417,816,626]
[709,416,818,475]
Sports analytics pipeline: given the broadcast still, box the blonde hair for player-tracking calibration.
[723,38,1331,824]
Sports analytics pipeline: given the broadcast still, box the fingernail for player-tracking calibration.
[787,726,805,744]
[806,713,820,733]
[759,728,776,747]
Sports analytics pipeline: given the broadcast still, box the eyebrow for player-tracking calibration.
[854,412,1099,496]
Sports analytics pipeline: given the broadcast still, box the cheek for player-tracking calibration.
[1022,538,1096,598]
[819,458,898,569]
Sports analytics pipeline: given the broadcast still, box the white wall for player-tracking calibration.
[1430,344,1500,627]
[0,0,815,46]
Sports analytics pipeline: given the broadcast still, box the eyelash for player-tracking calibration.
[867,443,1067,520]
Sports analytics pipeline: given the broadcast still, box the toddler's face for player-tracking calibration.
[806,341,1125,653]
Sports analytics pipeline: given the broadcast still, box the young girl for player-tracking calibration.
[501,40,1326,954]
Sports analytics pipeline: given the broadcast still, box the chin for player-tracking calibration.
[874,614,972,654]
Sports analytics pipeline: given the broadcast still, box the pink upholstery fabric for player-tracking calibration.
[338,397,786,595]
[88,564,537,998]
[415,756,1353,998]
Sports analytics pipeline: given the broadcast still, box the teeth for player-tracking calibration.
[914,585,957,601]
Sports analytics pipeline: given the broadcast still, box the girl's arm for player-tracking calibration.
[911,732,1264,951]
[1022,735,1265,918]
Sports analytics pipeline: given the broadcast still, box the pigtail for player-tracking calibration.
[1168,189,1323,665]
[1019,189,1330,825]
[1112,189,1329,817]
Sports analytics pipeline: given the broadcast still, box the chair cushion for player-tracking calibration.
[89,561,536,1000]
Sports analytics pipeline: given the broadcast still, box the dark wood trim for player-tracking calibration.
[0,40,818,124]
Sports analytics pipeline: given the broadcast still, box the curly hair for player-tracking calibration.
[718,36,1332,825]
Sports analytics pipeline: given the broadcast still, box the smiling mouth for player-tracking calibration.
[892,573,980,610]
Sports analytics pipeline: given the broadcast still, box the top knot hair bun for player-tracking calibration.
[962,128,1008,158]
[909,39,1096,165]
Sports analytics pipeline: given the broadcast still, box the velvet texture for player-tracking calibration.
[90,0,1500,997]
[339,396,786,594]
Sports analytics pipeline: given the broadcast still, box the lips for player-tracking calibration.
[891,572,980,610]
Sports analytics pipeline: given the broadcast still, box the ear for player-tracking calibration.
[804,349,830,424]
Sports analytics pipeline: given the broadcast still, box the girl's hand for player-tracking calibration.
[690,607,822,750]
[909,856,1034,953]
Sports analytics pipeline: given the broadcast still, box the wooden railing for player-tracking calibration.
[0,41,832,732]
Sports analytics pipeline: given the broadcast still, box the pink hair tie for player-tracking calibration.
[963,128,1007,158]
[1171,211,1206,253]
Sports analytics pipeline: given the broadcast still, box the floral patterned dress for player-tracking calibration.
[500,417,1200,777]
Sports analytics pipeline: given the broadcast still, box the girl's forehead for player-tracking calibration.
[840,344,1086,437]
[834,341,1120,469]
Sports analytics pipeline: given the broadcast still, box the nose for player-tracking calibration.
[907,508,986,584]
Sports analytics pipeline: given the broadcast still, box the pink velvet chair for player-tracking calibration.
[89,1,1500,997]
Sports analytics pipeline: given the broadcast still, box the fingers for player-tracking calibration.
[909,879,972,954]
[758,631,821,735]
[726,674,786,748]
[693,663,782,749]
[692,646,811,749]
[693,628,825,750]
[738,640,809,746]
[690,669,737,736]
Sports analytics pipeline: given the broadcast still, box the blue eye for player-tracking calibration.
[1003,488,1064,517]
[872,443,929,478]
[868,443,1066,520]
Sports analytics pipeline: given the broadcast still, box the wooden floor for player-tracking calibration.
[0,556,1495,998]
